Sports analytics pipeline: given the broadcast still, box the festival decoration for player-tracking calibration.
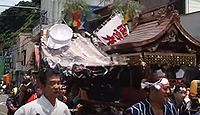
[94,13,129,45]
[64,0,90,29]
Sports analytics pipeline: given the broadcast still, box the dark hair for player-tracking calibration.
[173,84,186,93]
[143,68,163,83]
[37,68,61,86]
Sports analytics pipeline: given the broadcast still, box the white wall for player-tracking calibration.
[41,0,66,25]
[185,0,200,14]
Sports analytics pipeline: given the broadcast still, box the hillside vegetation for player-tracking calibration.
[0,0,40,49]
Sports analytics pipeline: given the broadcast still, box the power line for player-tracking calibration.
[2,10,37,47]
[0,4,39,10]
[10,38,33,53]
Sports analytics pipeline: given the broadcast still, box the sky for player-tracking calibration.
[0,0,31,13]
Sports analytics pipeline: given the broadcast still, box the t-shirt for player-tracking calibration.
[14,95,71,115]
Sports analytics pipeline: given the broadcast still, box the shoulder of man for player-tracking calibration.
[14,99,38,115]
[166,100,176,107]
[126,100,148,115]
[165,100,177,115]
[56,99,71,115]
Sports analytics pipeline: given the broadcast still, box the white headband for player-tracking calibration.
[141,78,169,90]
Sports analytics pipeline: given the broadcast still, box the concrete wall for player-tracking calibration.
[19,33,34,70]
[41,0,66,25]
[12,33,34,84]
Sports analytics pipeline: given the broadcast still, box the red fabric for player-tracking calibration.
[26,93,37,103]
[3,73,12,85]
[72,10,81,28]
[34,45,40,67]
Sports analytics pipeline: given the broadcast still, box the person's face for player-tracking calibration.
[174,88,187,103]
[156,83,170,104]
[59,86,66,95]
[42,74,61,99]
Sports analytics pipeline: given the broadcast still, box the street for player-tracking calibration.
[0,94,7,115]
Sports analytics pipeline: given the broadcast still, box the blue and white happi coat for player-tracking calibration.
[127,99,177,115]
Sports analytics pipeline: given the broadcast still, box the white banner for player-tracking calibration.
[94,13,129,45]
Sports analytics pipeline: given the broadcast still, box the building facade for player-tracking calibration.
[185,0,200,13]
[12,33,34,85]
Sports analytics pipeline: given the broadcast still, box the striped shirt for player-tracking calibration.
[127,99,177,115]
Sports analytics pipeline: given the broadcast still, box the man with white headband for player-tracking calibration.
[125,69,177,115]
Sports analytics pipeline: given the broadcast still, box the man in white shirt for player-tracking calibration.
[14,68,71,115]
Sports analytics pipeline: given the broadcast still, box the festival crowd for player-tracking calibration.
[4,66,200,115]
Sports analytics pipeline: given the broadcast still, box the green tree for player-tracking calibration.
[0,0,40,49]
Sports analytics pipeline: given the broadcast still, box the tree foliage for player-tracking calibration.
[111,0,142,20]
[0,0,40,49]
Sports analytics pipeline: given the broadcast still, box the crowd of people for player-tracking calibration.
[4,66,200,115]
[124,69,199,115]
[6,68,84,115]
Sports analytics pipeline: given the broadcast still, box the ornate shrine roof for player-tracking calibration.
[109,4,200,53]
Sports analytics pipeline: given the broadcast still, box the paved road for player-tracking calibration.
[0,94,7,115]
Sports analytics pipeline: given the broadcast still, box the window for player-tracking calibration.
[22,50,26,66]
